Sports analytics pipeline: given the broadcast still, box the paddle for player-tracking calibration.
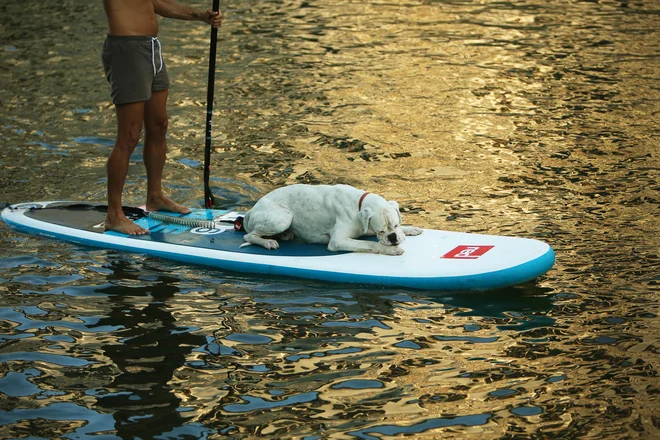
[204,0,220,209]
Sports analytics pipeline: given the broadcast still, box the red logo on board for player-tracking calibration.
[442,245,494,259]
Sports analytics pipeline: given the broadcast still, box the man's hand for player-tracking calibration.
[153,0,224,26]
[201,9,223,28]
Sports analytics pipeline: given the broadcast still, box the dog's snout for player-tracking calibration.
[388,232,399,245]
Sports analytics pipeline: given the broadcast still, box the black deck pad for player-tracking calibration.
[25,202,145,232]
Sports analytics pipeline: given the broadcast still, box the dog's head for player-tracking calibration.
[358,199,406,246]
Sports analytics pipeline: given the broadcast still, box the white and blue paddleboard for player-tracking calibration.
[1,201,555,291]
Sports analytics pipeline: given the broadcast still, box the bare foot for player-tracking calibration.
[105,214,149,235]
[146,195,191,214]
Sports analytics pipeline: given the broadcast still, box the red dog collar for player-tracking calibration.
[358,192,370,210]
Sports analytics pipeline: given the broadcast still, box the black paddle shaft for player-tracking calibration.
[204,0,220,209]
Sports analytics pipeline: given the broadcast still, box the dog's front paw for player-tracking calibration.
[381,245,405,256]
[403,226,423,236]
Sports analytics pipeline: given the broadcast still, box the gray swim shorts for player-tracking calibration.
[101,35,170,105]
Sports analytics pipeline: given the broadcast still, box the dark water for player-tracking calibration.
[1,0,658,438]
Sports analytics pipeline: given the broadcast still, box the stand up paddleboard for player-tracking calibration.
[1,202,555,291]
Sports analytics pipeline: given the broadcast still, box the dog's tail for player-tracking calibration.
[239,242,252,249]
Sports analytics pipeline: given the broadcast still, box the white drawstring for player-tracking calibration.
[151,37,163,75]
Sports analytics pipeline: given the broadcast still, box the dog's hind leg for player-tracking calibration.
[242,201,294,250]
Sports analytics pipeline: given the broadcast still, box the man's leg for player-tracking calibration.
[143,89,190,214]
[105,101,149,235]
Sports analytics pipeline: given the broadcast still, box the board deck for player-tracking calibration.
[1,201,555,291]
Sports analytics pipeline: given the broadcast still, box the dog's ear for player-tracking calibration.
[389,200,402,223]
[358,207,372,234]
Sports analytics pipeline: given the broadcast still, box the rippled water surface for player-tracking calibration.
[1,0,658,438]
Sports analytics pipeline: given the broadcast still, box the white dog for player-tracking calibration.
[240,184,422,255]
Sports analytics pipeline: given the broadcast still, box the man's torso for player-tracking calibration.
[103,0,158,36]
